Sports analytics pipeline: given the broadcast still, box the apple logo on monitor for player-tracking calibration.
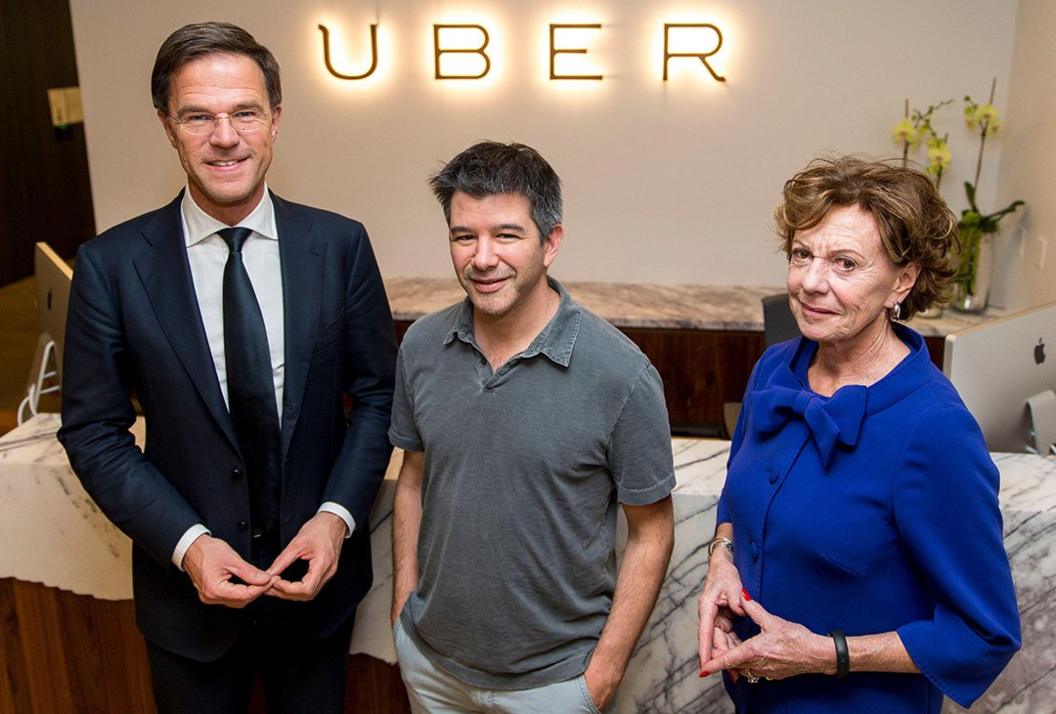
[1036,338,1047,365]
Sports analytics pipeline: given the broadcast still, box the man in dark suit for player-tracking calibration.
[58,22,395,713]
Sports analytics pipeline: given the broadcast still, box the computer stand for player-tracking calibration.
[1026,389,1056,456]
[17,334,59,426]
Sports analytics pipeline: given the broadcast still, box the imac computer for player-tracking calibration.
[944,301,1056,455]
[34,241,73,375]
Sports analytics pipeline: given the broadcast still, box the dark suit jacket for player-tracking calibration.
[58,191,396,661]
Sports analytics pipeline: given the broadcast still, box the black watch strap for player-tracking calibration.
[828,630,850,678]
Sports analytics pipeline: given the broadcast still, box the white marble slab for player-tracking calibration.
[1,417,1051,712]
[384,277,1001,337]
[0,413,139,600]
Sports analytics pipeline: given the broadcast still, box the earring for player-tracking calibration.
[891,302,902,321]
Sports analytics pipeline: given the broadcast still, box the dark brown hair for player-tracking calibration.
[774,156,958,319]
[151,22,281,111]
[429,141,562,243]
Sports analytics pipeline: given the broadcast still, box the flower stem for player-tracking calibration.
[901,98,909,167]
[972,78,997,192]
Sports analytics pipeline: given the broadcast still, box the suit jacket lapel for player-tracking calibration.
[133,192,241,454]
[274,193,325,459]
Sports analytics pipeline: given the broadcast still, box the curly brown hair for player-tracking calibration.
[774,156,958,320]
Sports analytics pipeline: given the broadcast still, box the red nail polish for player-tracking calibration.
[699,670,710,678]
[742,588,752,601]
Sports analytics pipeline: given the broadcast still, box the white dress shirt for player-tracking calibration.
[171,188,354,569]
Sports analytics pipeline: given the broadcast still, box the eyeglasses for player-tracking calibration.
[167,109,271,136]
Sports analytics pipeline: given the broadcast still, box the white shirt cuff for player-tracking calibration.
[172,524,211,570]
[318,502,355,538]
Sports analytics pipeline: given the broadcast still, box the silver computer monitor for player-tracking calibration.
[34,241,73,378]
[944,301,1056,454]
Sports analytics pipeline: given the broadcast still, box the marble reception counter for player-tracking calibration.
[1,414,1052,712]
[384,277,997,337]
[384,278,1000,433]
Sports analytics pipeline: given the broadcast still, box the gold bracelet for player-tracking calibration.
[707,536,734,559]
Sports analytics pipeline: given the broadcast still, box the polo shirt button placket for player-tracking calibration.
[477,353,491,389]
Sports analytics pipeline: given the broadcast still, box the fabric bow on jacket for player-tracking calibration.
[753,383,868,468]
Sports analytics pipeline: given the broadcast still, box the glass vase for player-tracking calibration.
[951,224,996,314]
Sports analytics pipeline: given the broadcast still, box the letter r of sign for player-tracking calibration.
[663,23,726,81]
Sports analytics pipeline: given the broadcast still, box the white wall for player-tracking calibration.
[991,0,1056,311]
[69,0,1019,288]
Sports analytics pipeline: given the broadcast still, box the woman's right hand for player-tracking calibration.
[698,536,746,674]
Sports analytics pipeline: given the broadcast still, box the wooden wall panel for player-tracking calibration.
[620,328,765,433]
[0,0,96,286]
[924,335,945,369]
[0,579,411,713]
[347,655,412,714]
[0,579,151,714]
[5,580,75,712]
[0,580,33,713]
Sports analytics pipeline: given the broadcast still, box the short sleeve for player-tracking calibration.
[388,348,423,452]
[893,405,1021,708]
[607,363,675,505]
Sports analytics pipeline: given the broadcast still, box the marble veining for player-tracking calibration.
[2,417,1051,712]
[0,413,137,600]
[384,277,1001,337]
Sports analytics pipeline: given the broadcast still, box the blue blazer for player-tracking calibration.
[58,192,396,661]
[717,325,1020,713]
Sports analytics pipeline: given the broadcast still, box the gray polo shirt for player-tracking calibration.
[389,278,675,690]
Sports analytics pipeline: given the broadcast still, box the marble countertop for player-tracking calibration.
[384,277,1001,336]
[2,415,1052,712]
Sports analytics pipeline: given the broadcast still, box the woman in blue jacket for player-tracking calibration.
[697,157,1020,713]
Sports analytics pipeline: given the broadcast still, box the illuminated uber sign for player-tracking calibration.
[318,22,726,82]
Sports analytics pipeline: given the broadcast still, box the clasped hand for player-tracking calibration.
[697,554,746,681]
[183,512,347,608]
[699,590,833,682]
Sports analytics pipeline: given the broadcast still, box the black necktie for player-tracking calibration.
[219,227,281,535]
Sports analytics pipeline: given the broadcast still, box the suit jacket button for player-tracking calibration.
[237,520,249,531]
[768,466,779,484]
[231,467,243,480]
[751,541,760,560]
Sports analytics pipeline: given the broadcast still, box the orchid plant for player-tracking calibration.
[892,98,953,186]
[892,79,1024,312]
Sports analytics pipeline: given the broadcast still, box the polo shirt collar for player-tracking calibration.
[443,277,583,368]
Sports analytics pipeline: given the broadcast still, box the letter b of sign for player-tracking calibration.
[434,24,491,79]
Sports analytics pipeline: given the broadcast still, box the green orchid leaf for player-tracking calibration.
[982,200,1025,225]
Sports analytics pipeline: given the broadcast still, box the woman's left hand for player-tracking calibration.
[699,593,835,681]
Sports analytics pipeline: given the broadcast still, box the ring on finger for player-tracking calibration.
[743,668,761,684]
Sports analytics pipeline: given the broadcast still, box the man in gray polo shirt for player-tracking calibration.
[389,141,675,712]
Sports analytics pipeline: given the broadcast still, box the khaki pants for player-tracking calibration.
[393,619,609,714]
